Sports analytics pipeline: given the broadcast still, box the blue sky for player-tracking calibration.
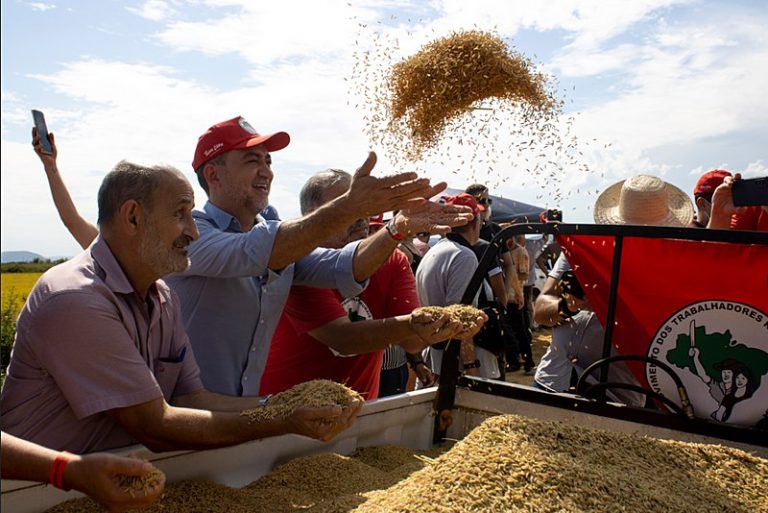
[2,0,766,257]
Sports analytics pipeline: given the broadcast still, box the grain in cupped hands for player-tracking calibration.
[242,379,363,423]
[413,304,484,330]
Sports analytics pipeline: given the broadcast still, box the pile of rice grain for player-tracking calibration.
[352,415,768,513]
[242,379,363,423]
[388,30,556,158]
[45,446,442,513]
[45,415,767,513]
[413,304,483,330]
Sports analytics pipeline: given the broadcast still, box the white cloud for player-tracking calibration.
[127,0,176,22]
[573,15,768,155]
[742,160,767,178]
[154,1,381,64]
[25,2,56,11]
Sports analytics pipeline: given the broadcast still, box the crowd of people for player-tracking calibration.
[1,114,765,511]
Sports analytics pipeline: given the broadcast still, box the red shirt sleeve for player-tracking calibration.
[381,250,420,317]
[282,285,346,336]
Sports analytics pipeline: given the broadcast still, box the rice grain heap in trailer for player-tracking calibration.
[45,415,767,513]
[354,415,767,513]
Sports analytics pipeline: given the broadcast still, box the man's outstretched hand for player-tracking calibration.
[392,184,474,237]
[345,152,434,217]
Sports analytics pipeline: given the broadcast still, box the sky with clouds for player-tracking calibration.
[2,0,766,257]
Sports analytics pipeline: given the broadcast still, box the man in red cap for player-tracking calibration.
[166,116,473,397]
[415,193,501,382]
[691,169,732,228]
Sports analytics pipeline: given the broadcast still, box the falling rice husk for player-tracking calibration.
[350,24,597,210]
[388,30,556,159]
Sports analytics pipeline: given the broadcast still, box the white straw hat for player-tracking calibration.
[593,175,694,227]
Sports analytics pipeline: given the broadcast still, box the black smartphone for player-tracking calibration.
[31,109,53,155]
[545,208,563,222]
[732,177,767,207]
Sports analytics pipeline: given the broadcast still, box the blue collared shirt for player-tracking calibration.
[165,201,365,396]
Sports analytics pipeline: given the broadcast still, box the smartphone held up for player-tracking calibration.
[31,109,53,155]
[732,177,768,207]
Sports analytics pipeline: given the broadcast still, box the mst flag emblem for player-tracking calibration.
[557,233,768,426]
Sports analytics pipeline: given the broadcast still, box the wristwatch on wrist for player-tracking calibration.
[385,218,405,241]
[462,359,481,370]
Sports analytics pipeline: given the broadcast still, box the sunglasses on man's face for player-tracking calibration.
[477,197,493,206]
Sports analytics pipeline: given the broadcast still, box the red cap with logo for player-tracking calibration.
[694,169,732,196]
[440,192,485,218]
[192,116,290,170]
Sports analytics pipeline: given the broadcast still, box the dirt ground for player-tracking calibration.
[504,327,552,386]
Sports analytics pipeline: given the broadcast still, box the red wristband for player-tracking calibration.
[50,452,74,490]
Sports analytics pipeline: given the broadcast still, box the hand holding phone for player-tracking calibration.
[732,177,768,207]
[31,109,53,155]
[545,208,563,222]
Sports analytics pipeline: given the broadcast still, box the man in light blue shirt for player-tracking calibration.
[167,116,470,396]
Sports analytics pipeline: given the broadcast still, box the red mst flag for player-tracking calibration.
[556,233,768,426]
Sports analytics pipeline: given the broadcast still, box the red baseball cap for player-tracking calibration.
[440,192,485,217]
[192,116,290,170]
[694,169,731,196]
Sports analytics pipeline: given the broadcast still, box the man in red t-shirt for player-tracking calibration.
[260,170,485,399]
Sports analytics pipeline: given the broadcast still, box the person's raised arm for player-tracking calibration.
[533,276,564,327]
[267,152,432,271]
[31,128,98,249]
[707,173,746,229]
[1,431,164,512]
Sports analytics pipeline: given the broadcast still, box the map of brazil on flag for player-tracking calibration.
[557,234,768,427]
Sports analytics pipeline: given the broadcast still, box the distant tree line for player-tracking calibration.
[1,258,67,273]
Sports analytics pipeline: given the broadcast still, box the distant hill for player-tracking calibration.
[1,251,47,263]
